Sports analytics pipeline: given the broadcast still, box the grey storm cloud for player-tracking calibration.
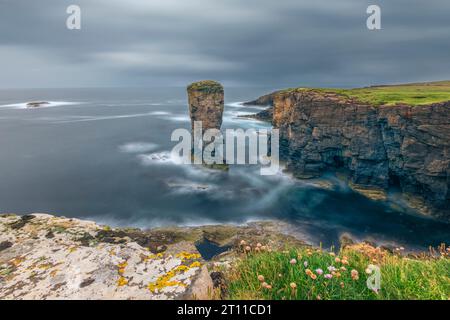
[0,0,449,89]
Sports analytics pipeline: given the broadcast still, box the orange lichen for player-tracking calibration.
[118,261,128,275]
[10,257,25,267]
[50,269,59,277]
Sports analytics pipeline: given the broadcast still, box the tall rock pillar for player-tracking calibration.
[187,80,224,133]
[187,80,225,166]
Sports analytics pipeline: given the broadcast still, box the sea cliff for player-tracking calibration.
[246,82,450,220]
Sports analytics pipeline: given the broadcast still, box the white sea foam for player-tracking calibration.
[138,151,178,165]
[86,213,273,230]
[164,114,190,122]
[226,101,266,110]
[55,111,166,123]
[119,142,158,153]
[0,101,81,109]
[150,111,171,116]
[166,178,217,194]
[226,101,245,108]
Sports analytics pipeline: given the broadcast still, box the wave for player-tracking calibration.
[163,114,190,122]
[225,101,245,108]
[226,101,267,110]
[166,178,218,194]
[150,111,171,116]
[119,142,158,153]
[138,151,178,165]
[0,101,82,110]
[54,111,169,123]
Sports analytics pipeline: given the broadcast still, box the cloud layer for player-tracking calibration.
[1,0,449,88]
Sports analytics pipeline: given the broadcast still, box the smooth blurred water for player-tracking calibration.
[0,87,448,250]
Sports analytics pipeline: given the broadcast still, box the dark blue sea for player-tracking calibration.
[0,87,448,250]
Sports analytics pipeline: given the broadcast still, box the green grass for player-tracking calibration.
[187,80,224,94]
[228,244,449,300]
[279,81,450,106]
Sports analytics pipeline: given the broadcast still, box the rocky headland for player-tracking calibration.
[245,81,450,220]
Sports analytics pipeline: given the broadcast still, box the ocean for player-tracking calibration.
[0,87,448,250]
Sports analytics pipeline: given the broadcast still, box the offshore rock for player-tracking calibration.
[187,80,224,133]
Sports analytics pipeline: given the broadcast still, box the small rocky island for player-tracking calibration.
[26,101,50,108]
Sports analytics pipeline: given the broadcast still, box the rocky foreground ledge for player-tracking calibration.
[0,213,303,300]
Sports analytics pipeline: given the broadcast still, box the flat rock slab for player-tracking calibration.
[0,214,208,300]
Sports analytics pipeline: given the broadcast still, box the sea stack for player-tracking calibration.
[187,80,224,134]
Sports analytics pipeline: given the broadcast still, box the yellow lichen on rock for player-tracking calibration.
[118,261,128,275]
[147,263,198,293]
[117,276,128,287]
[0,213,213,300]
[176,252,201,261]
[189,261,201,268]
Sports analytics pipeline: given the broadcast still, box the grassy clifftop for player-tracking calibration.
[278,81,450,106]
[187,80,224,94]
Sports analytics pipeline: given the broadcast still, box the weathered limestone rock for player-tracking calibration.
[0,214,205,300]
[187,80,224,133]
[247,90,450,220]
[0,213,305,300]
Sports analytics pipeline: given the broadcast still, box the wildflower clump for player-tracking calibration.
[238,240,272,255]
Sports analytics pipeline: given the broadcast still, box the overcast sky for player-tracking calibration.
[0,0,449,89]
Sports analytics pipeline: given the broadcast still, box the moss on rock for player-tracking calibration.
[187,80,224,94]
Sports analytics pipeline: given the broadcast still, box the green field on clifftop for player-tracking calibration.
[334,81,450,106]
[332,81,450,106]
[282,81,450,106]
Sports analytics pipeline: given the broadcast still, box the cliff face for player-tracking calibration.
[249,89,450,220]
[243,91,277,107]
